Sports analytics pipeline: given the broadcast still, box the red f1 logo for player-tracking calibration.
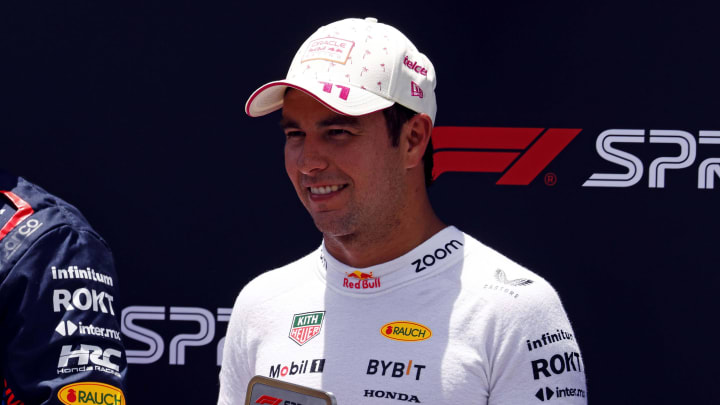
[256,395,282,405]
[432,127,581,185]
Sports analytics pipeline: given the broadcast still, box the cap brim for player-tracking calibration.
[245,77,394,117]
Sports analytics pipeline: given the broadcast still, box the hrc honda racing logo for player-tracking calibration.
[57,344,123,378]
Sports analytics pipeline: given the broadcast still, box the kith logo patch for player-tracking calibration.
[289,311,325,346]
[432,127,581,185]
[410,81,423,98]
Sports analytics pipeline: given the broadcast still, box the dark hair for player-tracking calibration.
[382,104,434,187]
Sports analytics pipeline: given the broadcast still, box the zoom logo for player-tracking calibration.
[120,306,231,366]
[412,239,463,273]
[583,129,720,188]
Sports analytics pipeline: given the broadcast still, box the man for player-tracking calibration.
[219,17,586,404]
[0,170,127,404]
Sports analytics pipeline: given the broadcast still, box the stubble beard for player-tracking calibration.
[312,166,407,251]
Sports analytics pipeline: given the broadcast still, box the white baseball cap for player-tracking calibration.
[245,17,437,123]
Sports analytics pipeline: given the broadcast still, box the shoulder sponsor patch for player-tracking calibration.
[57,382,124,405]
[380,321,431,342]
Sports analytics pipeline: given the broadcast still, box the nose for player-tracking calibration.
[295,134,329,174]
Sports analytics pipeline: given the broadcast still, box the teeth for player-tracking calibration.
[310,185,343,195]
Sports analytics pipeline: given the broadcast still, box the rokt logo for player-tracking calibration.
[380,321,431,342]
[431,127,581,185]
[53,288,116,315]
[57,382,125,405]
[366,359,426,380]
[583,129,720,188]
[531,352,583,380]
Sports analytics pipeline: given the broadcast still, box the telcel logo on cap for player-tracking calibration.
[380,321,432,342]
[57,382,125,405]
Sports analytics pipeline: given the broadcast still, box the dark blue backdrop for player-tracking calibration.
[2,1,719,403]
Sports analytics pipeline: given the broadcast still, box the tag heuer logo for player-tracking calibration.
[289,311,325,346]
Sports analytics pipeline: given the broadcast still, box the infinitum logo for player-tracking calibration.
[432,127,581,185]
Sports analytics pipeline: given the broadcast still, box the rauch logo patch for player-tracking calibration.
[289,311,325,346]
[380,321,431,342]
[57,382,124,405]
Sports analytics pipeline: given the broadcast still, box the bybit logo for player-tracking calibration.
[366,359,426,380]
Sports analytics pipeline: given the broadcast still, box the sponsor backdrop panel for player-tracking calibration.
[2,1,719,404]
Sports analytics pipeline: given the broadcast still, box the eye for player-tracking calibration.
[285,130,305,139]
[328,129,353,137]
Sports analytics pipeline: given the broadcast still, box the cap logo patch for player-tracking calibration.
[411,81,424,98]
[302,37,355,64]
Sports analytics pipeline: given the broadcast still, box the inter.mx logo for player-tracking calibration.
[432,127,581,185]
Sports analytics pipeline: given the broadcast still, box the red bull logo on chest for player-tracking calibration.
[343,270,381,290]
[289,311,325,346]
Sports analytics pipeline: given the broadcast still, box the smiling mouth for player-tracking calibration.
[309,184,347,195]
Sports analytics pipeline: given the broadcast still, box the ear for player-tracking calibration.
[403,113,433,170]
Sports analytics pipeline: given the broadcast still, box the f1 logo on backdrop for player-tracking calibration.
[431,127,720,189]
[431,127,582,185]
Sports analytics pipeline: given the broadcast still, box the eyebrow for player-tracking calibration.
[279,114,361,130]
[279,117,299,130]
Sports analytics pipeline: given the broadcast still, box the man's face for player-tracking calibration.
[281,90,408,240]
